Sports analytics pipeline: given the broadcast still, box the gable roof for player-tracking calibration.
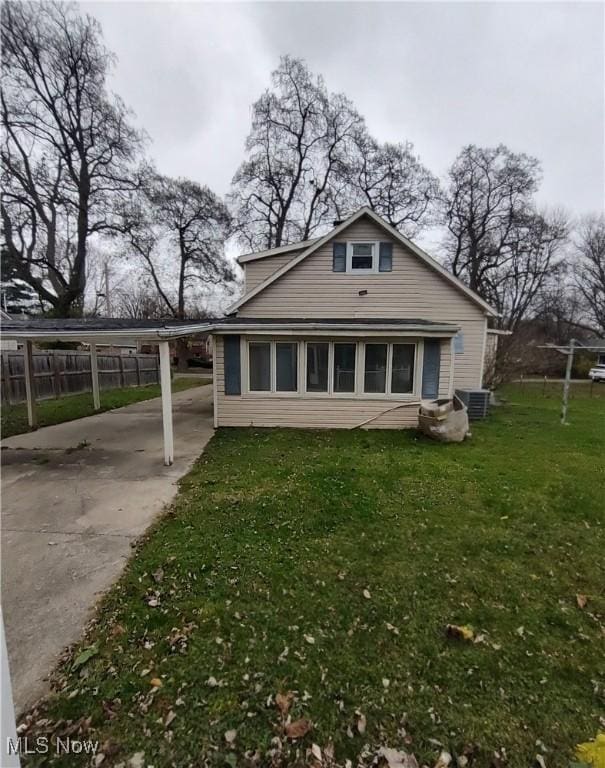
[229,207,499,316]
[237,238,320,264]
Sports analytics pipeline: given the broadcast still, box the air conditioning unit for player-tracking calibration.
[455,388,490,419]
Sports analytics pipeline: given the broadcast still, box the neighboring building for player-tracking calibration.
[210,208,498,429]
[0,310,19,351]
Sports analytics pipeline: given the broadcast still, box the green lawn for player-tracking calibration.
[1,377,206,439]
[19,385,605,768]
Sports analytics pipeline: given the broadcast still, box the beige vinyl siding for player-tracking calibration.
[213,335,452,430]
[238,218,487,389]
[244,251,302,292]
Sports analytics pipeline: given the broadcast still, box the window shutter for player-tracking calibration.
[453,332,464,354]
[332,242,346,272]
[379,242,393,272]
[421,340,441,399]
[224,335,241,395]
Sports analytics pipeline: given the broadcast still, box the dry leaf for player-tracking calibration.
[304,634,315,645]
[152,567,164,584]
[149,678,162,688]
[276,691,294,715]
[357,713,367,734]
[434,751,452,768]
[363,589,371,599]
[110,624,126,637]
[377,747,419,768]
[577,594,588,609]
[164,711,176,727]
[285,718,312,739]
[224,729,237,744]
[310,743,322,762]
[446,624,474,641]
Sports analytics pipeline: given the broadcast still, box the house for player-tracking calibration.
[210,208,498,429]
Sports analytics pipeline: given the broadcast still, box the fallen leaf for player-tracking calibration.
[363,588,371,599]
[285,718,312,739]
[149,678,162,688]
[434,751,452,768]
[164,711,176,727]
[110,624,126,638]
[304,634,315,645]
[276,691,294,715]
[207,676,218,687]
[515,626,525,638]
[224,729,237,744]
[311,743,322,762]
[446,624,474,642]
[152,567,164,584]
[357,713,367,734]
[94,755,105,767]
[535,755,546,768]
[382,677,390,689]
[72,645,99,672]
[128,753,145,768]
[577,594,588,609]
[377,747,419,768]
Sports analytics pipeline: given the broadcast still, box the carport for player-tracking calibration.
[0,318,214,465]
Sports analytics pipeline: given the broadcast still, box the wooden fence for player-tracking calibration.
[0,349,159,405]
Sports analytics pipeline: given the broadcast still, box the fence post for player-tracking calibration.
[561,339,575,425]
[90,344,101,410]
[543,375,547,396]
[52,353,62,398]
[23,341,37,428]
[134,355,141,386]
[118,354,125,388]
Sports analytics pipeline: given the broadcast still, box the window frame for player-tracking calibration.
[241,336,422,400]
[246,339,300,395]
[360,341,418,397]
[346,241,380,274]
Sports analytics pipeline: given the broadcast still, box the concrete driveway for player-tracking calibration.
[1,384,214,714]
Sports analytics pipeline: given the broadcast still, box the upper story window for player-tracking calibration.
[333,241,393,274]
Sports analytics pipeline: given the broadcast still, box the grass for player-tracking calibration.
[1,377,206,439]
[19,384,605,767]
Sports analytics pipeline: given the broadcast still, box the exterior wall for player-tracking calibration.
[213,334,453,430]
[244,251,302,292]
[237,218,487,389]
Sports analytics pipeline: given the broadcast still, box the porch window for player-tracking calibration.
[364,343,388,393]
[276,342,298,392]
[306,342,329,392]
[333,343,356,393]
[391,344,415,393]
[249,342,271,391]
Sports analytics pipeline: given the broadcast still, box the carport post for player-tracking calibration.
[159,341,174,466]
[90,343,101,410]
[23,340,37,428]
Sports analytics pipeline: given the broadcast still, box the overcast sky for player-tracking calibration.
[86,1,604,222]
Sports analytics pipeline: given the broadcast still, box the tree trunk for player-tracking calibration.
[175,338,189,372]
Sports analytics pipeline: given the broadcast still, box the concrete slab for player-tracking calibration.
[1,384,215,714]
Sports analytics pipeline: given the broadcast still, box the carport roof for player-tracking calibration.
[0,317,216,342]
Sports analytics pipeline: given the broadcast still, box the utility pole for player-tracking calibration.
[104,265,112,317]
[561,338,575,425]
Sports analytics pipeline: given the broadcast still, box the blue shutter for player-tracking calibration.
[379,242,393,272]
[332,242,346,272]
[422,340,441,399]
[224,335,241,395]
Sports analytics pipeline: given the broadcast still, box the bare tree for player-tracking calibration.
[123,174,233,369]
[229,56,364,251]
[340,132,439,238]
[442,144,541,297]
[1,1,143,316]
[482,209,569,331]
[574,214,605,334]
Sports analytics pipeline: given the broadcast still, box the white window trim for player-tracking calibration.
[360,341,418,397]
[241,336,425,400]
[245,339,300,395]
[346,241,381,274]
